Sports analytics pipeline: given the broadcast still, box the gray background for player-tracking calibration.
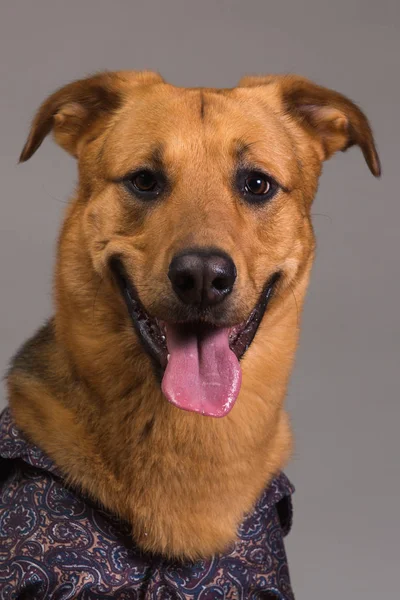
[1,1,399,597]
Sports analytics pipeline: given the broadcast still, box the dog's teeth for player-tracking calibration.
[167,353,170,361]
[161,334,166,342]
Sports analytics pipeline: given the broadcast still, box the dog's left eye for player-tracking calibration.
[237,170,279,204]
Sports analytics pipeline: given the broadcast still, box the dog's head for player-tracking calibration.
[20,71,380,418]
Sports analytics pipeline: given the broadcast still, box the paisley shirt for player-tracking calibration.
[0,408,295,599]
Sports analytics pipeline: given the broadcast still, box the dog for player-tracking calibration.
[0,71,380,598]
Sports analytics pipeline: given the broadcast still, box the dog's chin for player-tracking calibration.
[110,258,280,418]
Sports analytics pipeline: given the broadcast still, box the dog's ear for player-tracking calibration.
[239,74,381,177]
[19,71,163,161]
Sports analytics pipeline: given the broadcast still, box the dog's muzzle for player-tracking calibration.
[110,255,280,418]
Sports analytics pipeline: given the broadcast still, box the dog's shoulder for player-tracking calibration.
[8,319,56,381]
[6,318,80,412]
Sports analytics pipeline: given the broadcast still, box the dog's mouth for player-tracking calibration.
[110,258,280,418]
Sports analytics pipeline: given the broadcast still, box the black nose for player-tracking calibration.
[168,249,237,307]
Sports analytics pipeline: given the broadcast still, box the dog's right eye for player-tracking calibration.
[123,170,163,199]
[132,171,158,192]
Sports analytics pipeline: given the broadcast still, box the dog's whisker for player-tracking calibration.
[92,276,104,323]
[41,184,70,205]
[273,280,300,328]
[74,273,103,295]
[311,212,333,223]
[286,280,300,328]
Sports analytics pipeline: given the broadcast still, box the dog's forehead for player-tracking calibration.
[103,84,298,186]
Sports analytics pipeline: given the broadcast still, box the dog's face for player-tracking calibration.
[20,71,380,418]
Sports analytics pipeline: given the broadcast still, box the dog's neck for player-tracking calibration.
[8,207,311,559]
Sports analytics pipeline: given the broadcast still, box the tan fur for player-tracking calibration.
[7,71,380,560]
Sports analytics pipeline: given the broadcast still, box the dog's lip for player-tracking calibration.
[109,258,280,369]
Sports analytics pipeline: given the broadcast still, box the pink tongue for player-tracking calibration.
[161,324,242,417]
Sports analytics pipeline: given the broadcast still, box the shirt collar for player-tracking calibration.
[0,406,294,532]
[0,407,62,477]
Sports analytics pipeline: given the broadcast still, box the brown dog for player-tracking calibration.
[6,71,380,560]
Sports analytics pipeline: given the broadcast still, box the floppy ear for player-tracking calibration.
[19,70,163,161]
[239,74,381,177]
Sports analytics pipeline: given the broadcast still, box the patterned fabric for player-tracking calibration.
[0,408,295,599]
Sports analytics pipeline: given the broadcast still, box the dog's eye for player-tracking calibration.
[237,170,279,204]
[245,173,270,195]
[122,169,164,200]
[131,170,158,192]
